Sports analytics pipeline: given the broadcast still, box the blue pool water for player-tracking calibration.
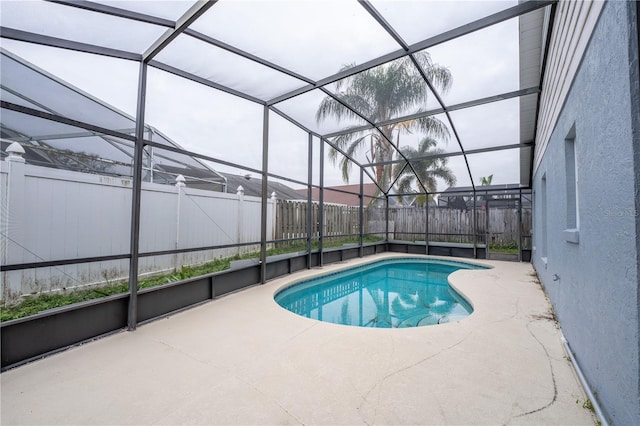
[275,258,487,328]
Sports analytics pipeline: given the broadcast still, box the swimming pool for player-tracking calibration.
[274,257,488,328]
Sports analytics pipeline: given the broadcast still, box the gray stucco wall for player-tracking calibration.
[532,1,640,424]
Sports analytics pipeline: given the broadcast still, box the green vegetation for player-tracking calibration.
[0,236,385,322]
[582,398,595,413]
[489,241,519,254]
[0,285,128,322]
[576,398,597,423]
[480,174,493,186]
[0,258,231,322]
[245,235,384,258]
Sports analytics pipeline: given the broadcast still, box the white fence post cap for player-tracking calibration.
[237,185,244,195]
[175,174,186,187]
[6,142,26,161]
[271,192,277,201]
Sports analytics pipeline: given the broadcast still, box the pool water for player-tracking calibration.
[274,258,486,328]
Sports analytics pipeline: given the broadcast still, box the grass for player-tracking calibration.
[0,236,384,322]
[489,241,519,254]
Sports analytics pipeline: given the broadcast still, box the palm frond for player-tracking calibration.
[338,93,374,118]
[316,97,364,124]
[413,116,451,142]
[413,51,453,94]
[396,176,414,195]
[327,134,370,183]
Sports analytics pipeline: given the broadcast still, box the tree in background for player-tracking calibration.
[393,137,456,206]
[316,52,452,190]
[480,174,493,186]
[479,174,494,202]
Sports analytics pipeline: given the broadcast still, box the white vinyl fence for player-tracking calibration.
[1,151,273,301]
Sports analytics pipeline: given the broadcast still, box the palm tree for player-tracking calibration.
[393,137,456,205]
[316,52,452,188]
[480,174,493,186]
[479,174,494,202]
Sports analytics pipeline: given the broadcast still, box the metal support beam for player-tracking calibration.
[0,27,141,61]
[518,189,523,262]
[184,29,313,85]
[320,136,384,195]
[143,0,218,62]
[473,194,478,258]
[46,0,175,27]
[142,139,262,176]
[366,142,533,168]
[387,161,409,193]
[359,167,364,257]
[11,128,136,142]
[269,106,320,137]
[425,197,430,254]
[307,133,313,269]
[385,196,390,242]
[412,1,556,53]
[485,199,490,260]
[127,62,147,331]
[149,60,265,105]
[0,82,85,123]
[260,106,269,283]
[318,139,325,266]
[1,101,136,141]
[358,0,406,48]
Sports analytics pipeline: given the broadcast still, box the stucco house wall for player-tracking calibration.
[532,1,640,424]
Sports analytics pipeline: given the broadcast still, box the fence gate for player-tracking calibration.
[485,199,521,261]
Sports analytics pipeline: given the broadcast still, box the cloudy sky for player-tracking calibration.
[2,0,526,191]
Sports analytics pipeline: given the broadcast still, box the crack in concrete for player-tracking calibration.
[280,322,319,347]
[360,330,473,424]
[232,374,306,425]
[490,297,521,324]
[370,332,396,425]
[514,319,558,418]
[147,336,211,366]
[433,390,448,424]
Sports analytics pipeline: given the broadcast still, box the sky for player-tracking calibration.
[1,0,528,192]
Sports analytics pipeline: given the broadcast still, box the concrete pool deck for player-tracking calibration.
[1,254,597,425]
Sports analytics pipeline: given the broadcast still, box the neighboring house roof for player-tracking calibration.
[438,184,531,209]
[296,183,381,206]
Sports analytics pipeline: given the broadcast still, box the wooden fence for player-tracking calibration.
[390,206,532,245]
[274,201,362,240]
[275,200,532,246]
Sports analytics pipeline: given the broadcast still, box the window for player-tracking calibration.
[564,125,580,243]
[541,173,548,260]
